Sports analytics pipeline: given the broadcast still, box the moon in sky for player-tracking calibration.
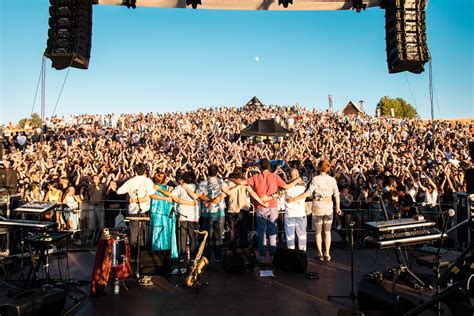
[255,56,260,62]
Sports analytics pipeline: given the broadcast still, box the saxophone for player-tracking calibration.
[185,230,209,287]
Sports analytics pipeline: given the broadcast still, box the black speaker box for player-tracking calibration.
[139,250,171,275]
[0,287,66,316]
[466,168,474,194]
[273,248,307,273]
[358,280,415,314]
[468,141,474,159]
[222,248,256,273]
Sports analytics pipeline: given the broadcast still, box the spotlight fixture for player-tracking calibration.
[352,0,366,13]
[122,0,136,9]
[278,0,293,8]
[186,0,202,9]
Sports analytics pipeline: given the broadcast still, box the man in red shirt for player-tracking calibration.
[236,159,301,264]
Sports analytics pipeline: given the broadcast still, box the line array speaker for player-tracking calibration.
[44,0,93,70]
[385,0,429,74]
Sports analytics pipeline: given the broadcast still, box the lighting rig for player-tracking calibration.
[187,0,202,9]
[279,0,293,8]
[352,0,367,13]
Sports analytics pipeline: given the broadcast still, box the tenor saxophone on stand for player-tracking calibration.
[185,230,209,287]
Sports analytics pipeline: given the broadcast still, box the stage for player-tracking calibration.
[1,244,455,316]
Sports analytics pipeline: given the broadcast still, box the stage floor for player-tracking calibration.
[69,248,441,315]
[0,243,459,316]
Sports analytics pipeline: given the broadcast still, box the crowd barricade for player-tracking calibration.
[30,199,455,248]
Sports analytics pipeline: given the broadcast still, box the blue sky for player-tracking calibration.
[1,0,473,124]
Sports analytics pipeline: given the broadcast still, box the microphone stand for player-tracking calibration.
[168,204,188,278]
[134,190,146,279]
[328,222,357,312]
[433,205,450,316]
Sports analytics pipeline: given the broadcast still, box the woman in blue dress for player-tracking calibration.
[149,173,178,259]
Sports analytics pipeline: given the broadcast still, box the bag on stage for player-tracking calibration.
[90,230,131,295]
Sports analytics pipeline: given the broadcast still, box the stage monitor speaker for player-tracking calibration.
[273,248,307,273]
[44,0,93,70]
[469,141,474,160]
[466,168,474,194]
[223,248,256,273]
[358,280,415,314]
[385,0,429,74]
[454,193,472,246]
[139,250,172,275]
[0,287,66,316]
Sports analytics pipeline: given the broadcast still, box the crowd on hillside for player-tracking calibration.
[0,104,472,247]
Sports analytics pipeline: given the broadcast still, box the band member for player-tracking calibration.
[233,159,300,264]
[226,167,252,249]
[171,172,200,262]
[117,163,157,248]
[288,160,342,262]
[284,168,307,251]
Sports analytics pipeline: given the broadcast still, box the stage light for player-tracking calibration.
[186,0,202,9]
[352,0,367,13]
[278,0,293,8]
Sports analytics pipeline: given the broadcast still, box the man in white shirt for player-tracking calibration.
[117,163,157,247]
[284,169,307,251]
[17,132,27,149]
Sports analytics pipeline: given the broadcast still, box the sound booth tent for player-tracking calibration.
[240,119,294,137]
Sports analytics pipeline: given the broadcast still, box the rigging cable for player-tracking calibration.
[51,65,72,117]
[404,72,418,111]
[30,61,44,115]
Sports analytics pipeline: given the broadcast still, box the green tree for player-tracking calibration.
[30,113,42,128]
[376,96,419,119]
[17,113,42,129]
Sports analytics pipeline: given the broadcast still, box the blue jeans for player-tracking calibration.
[256,208,278,257]
[202,216,225,260]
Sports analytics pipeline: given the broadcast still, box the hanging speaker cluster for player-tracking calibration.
[44,0,93,70]
[385,0,429,74]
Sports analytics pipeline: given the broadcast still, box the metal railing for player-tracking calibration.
[7,199,457,248]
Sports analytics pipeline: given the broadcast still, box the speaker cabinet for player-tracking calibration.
[273,247,308,273]
[223,248,256,273]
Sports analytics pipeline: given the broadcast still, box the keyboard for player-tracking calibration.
[0,217,57,230]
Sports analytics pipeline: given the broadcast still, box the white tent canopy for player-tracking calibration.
[97,0,383,11]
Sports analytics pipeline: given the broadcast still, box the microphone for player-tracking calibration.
[443,208,455,218]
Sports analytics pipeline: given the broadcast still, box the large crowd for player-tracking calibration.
[0,103,472,261]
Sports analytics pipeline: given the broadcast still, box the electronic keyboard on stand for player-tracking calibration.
[365,218,447,249]
[0,217,57,231]
[364,216,447,290]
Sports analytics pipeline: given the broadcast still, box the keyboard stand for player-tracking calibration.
[391,245,426,291]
